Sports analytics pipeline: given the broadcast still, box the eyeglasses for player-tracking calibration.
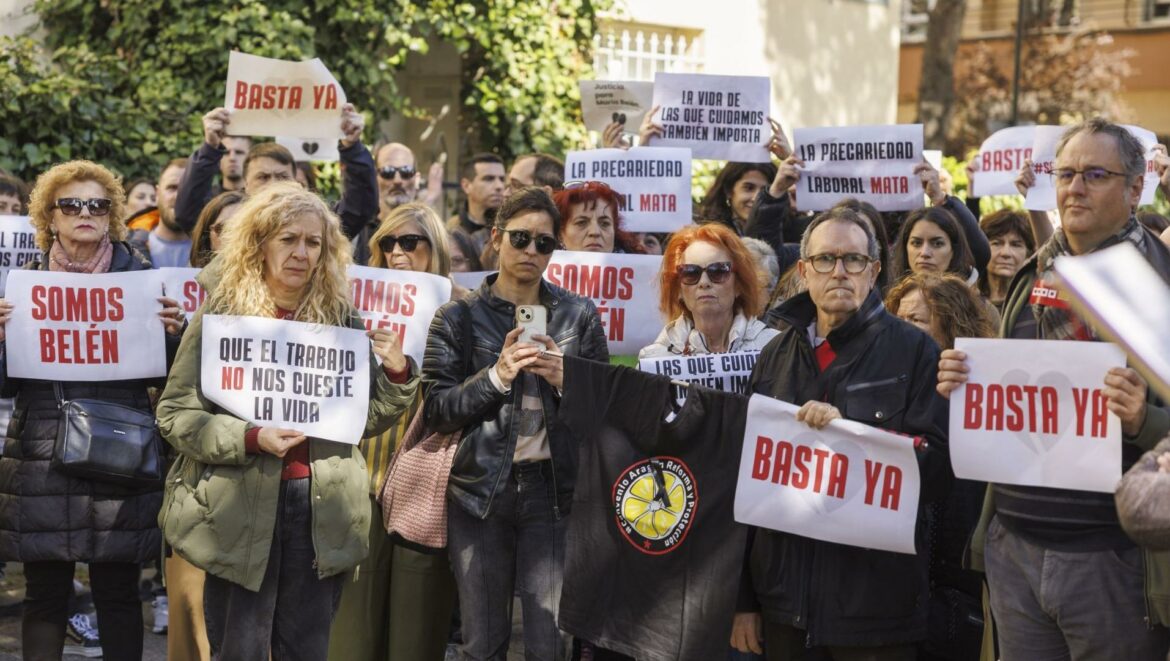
[378,234,430,254]
[1050,167,1127,187]
[676,261,733,285]
[378,165,417,180]
[805,253,874,274]
[501,229,558,255]
[53,198,112,217]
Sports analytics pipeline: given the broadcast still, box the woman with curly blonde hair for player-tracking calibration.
[156,182,420,660]
[884,272,998,351]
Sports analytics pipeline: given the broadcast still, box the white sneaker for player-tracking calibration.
[151,595,168,634]
[64,612,102,658]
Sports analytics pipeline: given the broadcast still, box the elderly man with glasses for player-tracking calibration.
[731,206,949,661]
[938,118,1170,660]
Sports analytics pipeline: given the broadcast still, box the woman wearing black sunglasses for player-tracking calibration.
[327,201,462,661]
[0,160,186,660]
[640,224,778,359]
[422,187,608,660]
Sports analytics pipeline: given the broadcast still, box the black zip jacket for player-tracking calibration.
[422,274,609,519]
[742,289,950,647]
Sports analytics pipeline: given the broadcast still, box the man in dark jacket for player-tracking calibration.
[173,104,378,238]
[732,207,949,660]
[423,186,608,661]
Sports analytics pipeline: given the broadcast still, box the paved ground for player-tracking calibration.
[0,563,167,660]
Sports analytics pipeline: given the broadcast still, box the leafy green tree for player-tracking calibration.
[1,0,605,188]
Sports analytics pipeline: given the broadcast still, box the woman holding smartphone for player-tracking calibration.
[422,187,609,660]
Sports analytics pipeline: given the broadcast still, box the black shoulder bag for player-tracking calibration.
[51,382,164,488]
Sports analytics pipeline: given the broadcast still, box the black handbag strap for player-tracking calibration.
[52,381,65,407]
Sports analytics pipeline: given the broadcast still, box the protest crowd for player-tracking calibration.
[2,54,1170,661]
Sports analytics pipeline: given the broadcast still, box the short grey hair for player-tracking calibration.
[799,208,881,262]
[741,236,780,290]
[1056,118,1147,183]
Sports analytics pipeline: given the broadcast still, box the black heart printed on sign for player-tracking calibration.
[302,141,320,156]
[999,368,1077,455]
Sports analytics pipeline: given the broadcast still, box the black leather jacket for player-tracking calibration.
[422,274,609,519]
[743,289,950,647]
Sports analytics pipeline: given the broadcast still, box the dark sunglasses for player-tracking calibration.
[502,229,558,255]
[53,198,112,217]
[378,165,417,180]
[378,234,430,254]
[676,261,733,285]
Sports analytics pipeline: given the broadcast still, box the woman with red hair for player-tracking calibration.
[640,224,778,358]
[553,181,645,254]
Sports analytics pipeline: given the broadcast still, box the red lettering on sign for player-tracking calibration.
[1072,387,1109,439]
[869,176,909,195]
[963,383,1059,434]
[750,436,848,498]
[38,328,118,364]
[234,81,304,110]
[29,286,124,322]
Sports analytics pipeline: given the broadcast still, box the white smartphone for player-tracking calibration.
[516,305,547,345]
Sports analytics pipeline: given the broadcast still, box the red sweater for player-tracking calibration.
[243,307,410,480]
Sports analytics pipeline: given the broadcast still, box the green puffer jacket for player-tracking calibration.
[155,306,419,592]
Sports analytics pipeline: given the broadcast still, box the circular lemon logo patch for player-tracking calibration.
[612,457,697,555]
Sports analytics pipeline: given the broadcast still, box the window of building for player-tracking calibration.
[901,0,936,41]
[1150,0,1170,21]
[592,22,704,82]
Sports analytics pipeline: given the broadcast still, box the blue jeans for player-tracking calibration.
[203,478,345,661]
[447,460,568,661]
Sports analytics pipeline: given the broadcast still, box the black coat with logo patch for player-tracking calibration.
[744,289,949,647]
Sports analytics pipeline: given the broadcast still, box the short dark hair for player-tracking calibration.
[495,186,561,236]
[447,229,484,271]
[1056,118,1147,183]
[461,153,504,182]
[160,157,189,180]
[244,142,297,178]
[0,173,28,212]
[516,153,565,191]
[979,209,1036,254]
[800,207,881,262]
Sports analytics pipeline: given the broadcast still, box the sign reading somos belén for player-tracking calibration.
[159,267,206,321]
[638,351,760,405]
[5,270,167,381]
[543,251,662,356]
[347,265,451,366]
[949,338,1125,493]
[735,395,921,554]
[224,51,347,139]
[200,315,371,445]
[650,73,771,162]
[795,124,925,212]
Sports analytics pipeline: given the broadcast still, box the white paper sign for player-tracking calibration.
[224,51,347,139]
[159,267,205,320]
[0,215,38,296]
[200,315,371,445]
[949,338,1125,493]
[347,265,451,365]
[795,124,925,212]
[1023,125,1068,210]
[5,270,167,381]
[735,395,922,554]
[543,251,662,355]
[650,73,771,162]
[451,270,491,292]
[1124,125,1161,207]
[563,147,692,232]
[971,126,1041,197]
[639,350,760,404]
[1055,243,1170,403]
[578,80,654,135]
[276,136,340,163]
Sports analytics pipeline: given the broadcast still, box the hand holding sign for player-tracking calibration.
[339,103,364,148]
[368,327,407,373]
[203,108,231,149]
[0,298,12,341]
[914,162,947,206]
[1015,159,1036,196]
[1103,367,1149,437]
[936,348,970,399]
[766,117,791,161]
[639,104,664,145]
[257,427,307,458]
[770,155,804,198]
[795,401,843,430]
[157,296,186,336]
